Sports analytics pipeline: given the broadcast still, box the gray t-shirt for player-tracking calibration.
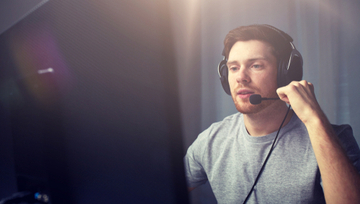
[184,112,360,203]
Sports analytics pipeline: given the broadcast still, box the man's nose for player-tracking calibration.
[236,67,250,84]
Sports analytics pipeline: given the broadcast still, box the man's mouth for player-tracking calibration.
[238,91,254,95]
[236,90,255,99]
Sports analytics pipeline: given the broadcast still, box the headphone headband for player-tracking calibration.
[218,24,303,95]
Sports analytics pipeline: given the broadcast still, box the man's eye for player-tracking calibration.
[229,67,238,71]
[252,64,262,69]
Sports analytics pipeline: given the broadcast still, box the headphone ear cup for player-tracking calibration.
[218,60,231,95]
[277,58,288,88]
[286,51,303,83]
[277,49,303,87]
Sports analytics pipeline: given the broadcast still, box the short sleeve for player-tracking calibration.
[184,131,210,188]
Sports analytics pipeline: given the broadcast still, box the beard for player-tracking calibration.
[231,91,278,115]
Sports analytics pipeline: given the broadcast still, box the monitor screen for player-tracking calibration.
[0,0,189,203]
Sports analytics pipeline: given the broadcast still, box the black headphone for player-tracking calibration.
[218,24,303,95]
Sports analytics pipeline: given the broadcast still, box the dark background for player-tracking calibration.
[0,0,188,203]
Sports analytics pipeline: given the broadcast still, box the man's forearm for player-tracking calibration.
[305,114,360,204]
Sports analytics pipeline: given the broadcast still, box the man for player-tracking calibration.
[184,24,360,203]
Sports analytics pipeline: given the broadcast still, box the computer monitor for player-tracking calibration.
[0,0,189,203]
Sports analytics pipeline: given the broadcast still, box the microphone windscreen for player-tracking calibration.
[250,94,262,105]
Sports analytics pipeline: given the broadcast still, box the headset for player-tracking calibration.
[217,24,303,95]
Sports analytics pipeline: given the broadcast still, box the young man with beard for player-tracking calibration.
[184,25,360,203]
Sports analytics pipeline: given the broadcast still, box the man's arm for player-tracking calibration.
[277,80,360,204]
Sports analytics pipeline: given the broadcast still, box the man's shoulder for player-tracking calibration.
[187,112,243,162]
[215,112,243,127]
[204,112,242,133]
[194,112,243,143]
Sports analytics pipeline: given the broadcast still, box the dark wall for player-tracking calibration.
[0,0,47,35]
[0,0,188,203]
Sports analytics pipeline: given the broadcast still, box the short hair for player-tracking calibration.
[223,25,293,64]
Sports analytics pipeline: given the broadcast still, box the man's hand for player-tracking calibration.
[276,80,323,124]
[277,80,360,204]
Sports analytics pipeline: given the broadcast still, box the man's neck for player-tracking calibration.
[243,102,293,137]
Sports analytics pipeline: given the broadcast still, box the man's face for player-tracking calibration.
[227,40,278,114]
